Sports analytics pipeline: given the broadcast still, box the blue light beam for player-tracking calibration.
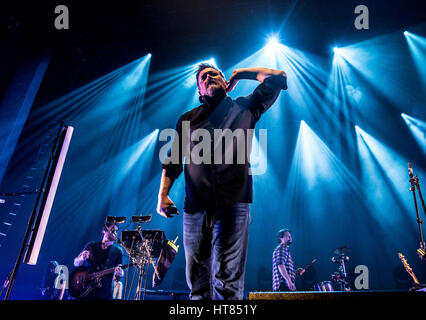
[401,113,426,155]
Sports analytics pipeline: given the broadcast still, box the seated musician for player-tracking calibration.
[73,222,124,300]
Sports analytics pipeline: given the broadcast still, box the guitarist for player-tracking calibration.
[73,222,124,299]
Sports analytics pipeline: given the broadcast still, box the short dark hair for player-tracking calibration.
[277,228,291,243]
[195,63,225,88]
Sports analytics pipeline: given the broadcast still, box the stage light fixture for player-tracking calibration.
[401,113,426,155]
[266,36,280,53]
[403,31,409,36]
[198,57,217,68]
[207,57,217,66]
[333,47,341,54]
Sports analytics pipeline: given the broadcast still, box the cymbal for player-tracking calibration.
[333,246,352,255]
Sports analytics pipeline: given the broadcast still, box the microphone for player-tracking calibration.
[164,205,179,218]
[408,162,414,179]
[106,216,126,224]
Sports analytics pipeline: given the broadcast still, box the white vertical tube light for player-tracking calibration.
[24,125,73,265]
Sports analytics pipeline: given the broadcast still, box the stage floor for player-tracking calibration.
[248,290,426,300]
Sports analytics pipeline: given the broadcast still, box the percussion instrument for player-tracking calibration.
[314,281,334,292]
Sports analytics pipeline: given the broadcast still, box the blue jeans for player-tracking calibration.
[183,203,250,300]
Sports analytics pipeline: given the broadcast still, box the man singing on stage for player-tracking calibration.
[157,62,287,299]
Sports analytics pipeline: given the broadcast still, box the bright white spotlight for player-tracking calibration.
[207,57,217,66]
[198,57,217,68]
[266,36,280,53]
[333,47,341,54]
[194,58,217,68]
[147,53,152,58]
[403,31,409,36]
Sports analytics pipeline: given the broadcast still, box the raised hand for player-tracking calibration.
[226,70,240,92]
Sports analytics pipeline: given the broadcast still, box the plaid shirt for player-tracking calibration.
[272,243,295,291]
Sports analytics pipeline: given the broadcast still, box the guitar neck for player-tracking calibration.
[91,263,133,279]
[398,253,420,285]
[92,267,115,279]
[409,271,420,285]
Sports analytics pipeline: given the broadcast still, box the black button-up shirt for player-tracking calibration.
[162,75,286,213]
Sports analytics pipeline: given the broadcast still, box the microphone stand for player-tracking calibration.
[133,224,159,300]
[1,122,65,300]
[108,220,160,300]
[408,163,426,259]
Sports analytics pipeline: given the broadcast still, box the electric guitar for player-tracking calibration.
[397,252,420,285]
[69,263,135,298]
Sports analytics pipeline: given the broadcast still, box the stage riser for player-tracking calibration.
[248,291,423,300]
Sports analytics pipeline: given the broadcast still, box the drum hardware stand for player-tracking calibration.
[113,221,159,300]
[106,216,163,300]
[133,224,159,300]
[407,163,426,260]
[331,248,351,291]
